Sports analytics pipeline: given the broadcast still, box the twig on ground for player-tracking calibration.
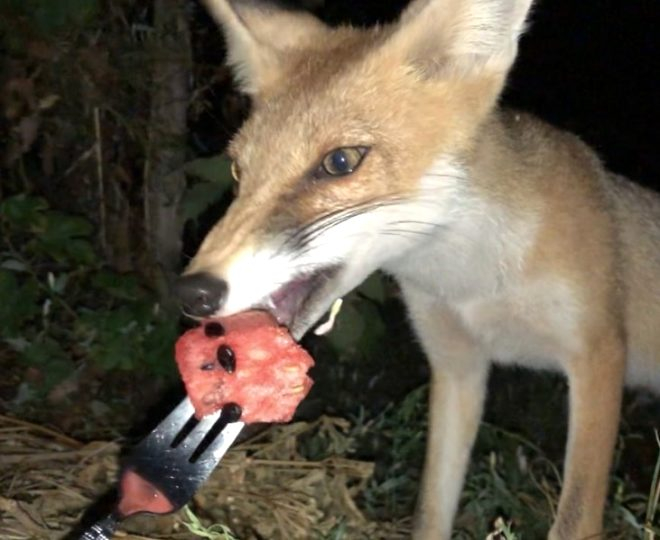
[0,414,83,449]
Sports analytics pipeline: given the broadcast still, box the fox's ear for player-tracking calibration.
[202,0,328,95]
[386,0,534,79]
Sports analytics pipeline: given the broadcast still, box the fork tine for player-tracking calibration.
[175,409,222,450]
[163,396,195,423]
[169,396,195,418]
[182,418,245,479]
[204,420,245,460]
[145,397,195,442]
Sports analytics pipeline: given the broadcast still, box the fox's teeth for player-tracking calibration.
[314,298,343,336]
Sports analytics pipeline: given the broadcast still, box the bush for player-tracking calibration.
[0,194,179,402]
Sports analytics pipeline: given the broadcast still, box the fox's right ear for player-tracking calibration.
[386,0,534,80]
[202,0,328,95]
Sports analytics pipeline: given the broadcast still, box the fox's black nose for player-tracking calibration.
[174,272,227,317]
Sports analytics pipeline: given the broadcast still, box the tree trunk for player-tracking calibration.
[143,0,191,295]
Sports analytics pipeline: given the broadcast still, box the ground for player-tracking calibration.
[1,306,659,540]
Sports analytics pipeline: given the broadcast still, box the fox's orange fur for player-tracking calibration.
[181,0,660,537]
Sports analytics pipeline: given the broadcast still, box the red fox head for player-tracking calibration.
[177,0,533,337]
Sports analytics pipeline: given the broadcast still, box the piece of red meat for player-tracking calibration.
[117,469,174,517]
[174,311,314,423]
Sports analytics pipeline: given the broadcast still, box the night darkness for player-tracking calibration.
[506,0,660,191]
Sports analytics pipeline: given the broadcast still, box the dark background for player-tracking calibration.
[507,0,660,190]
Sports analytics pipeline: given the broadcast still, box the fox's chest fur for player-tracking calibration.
[387,114,660,389]
[386,158,581,372]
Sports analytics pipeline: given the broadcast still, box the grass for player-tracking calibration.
[348,381,660,540]
[175,383,659,539]
[3,379,655,540]
[643,431,660,538]
[182,506,239,540]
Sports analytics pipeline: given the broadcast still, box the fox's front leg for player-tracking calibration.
[403,291,489,540]
[415,361,489,539]
[550,333,626,540]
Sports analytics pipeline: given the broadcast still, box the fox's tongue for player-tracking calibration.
[268,275,316,327]
[265,265,345,336]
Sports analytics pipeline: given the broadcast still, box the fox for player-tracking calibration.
[174,0,660,538]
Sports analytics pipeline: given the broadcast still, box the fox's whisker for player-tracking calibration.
[279,199,396,254]
[281,192,457,254]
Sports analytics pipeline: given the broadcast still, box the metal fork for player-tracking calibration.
[78,397,244,540]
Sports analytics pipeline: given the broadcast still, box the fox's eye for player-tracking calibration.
[230,161,241,182]
[320,147,368,177]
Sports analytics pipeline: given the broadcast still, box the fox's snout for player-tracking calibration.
[174,272,228,318]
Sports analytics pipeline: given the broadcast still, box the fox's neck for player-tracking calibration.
[383,149,537,303]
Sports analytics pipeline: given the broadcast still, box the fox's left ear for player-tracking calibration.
[385,0,534,80]
[202,0,328,95]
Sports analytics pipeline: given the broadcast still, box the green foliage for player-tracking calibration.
[91,270,143,301]
[3,0,99,33]
[643,433,660,536]
[0,194,48,227]
[0,194,178,401]
[22,338,76,391]
[0,270,41,336]
[325,273,388,360]
[185,155,235,187]
[31,210,96,264]
[182,180,232,223]
[182,154,236,240]
[346,383,657,539]
[356,385,428,519]
[322,520,348,540]
[1,0,99,55]
[76,304,178,375]
[33,0,99,31]
[182,506,238,540]
[1,194,96,264]
[456,423,559,539]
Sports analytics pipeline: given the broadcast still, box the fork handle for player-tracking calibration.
[78,514,119,540]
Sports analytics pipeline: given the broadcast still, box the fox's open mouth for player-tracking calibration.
[262,265,342,334]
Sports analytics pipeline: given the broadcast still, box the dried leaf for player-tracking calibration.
[16,114,41,152]
[37,94,60,111]
[0,415,408,540]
